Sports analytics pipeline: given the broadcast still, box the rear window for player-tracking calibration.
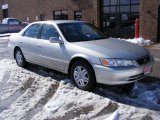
[23,24,41,38]
[8,19,20,25]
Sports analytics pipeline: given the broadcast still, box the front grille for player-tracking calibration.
[128,73,145,81]
[136,56,150,65]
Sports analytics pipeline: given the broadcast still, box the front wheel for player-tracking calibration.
[15,48,27,68]
[71,61,96,91]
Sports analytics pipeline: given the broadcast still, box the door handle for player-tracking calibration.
[19,42,23,44]
[38,46,42,48]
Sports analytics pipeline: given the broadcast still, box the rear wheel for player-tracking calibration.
[15,48,27,68]
[71,61,96,91]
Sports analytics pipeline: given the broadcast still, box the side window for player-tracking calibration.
[23,24,41,38]
[8,19,20,25]
[40,24,59,40]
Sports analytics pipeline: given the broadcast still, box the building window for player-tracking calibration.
[40,14,45,21]
[74,10,82,20]
[53,10,68,20]
[102,0,140,38]
[120,0,130,5]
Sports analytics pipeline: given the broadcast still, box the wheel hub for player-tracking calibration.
[16,51,23,65]
[74,66,89,87]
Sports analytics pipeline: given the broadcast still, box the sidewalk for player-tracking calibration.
[147,43,160,78]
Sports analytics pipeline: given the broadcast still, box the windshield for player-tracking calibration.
[58,22,108,42]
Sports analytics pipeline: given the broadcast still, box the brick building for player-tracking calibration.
[0,0,160,42]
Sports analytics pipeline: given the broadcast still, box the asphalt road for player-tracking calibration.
[0,37,159,79]
[147,44,160,78]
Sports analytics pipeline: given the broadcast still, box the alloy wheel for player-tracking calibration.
[73,66,89,87]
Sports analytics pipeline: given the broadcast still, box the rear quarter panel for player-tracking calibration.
[8,33,19,58]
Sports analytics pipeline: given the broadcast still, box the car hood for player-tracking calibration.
[71,38,149,59]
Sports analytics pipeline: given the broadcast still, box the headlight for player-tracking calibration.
[100,58,135,67]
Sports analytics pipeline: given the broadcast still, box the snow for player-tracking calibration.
[0,59,160,120]
[104,110,119,120]
[120,37,153,46]
[0,36,9,44]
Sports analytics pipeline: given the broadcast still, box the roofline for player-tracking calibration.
[31,20,85,24]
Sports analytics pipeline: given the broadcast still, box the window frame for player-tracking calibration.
[74,10,82,21]
[102,0,140,28]
[53,10,68,20]
[101,0,140,38]
[8,19,21,25]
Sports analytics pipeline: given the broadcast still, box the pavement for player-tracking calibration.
[146,44,160,78]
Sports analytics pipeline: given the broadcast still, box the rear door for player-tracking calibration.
[18,23,42,62]
[37,24,64,71]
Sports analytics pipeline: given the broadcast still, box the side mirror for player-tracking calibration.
[49,37,63,44]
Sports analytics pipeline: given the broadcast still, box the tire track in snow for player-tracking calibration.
[94,102,119,118]
[0,77,35,113]
[54,105,94,120]
[0,77,59,120]
[0,71,11,91]
[24,81,59,120]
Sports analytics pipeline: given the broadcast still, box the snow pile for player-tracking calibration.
[104,110,119,120]
[121,37,153,46]
[0,61,7,82]
[32,81,117,120]
[0,59,118,120]
[0,59,15,82]
[0,59,160,120]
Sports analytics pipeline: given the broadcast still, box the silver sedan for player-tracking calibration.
[8,21,154,91]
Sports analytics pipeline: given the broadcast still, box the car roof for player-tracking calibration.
[3,17,18,20]
[32,20,85,24]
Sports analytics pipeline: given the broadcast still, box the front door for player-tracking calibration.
[157,6,160,42]
[37,24,64,71]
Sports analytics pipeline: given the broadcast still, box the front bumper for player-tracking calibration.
[93,57,154,85]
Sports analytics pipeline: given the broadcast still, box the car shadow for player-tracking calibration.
[25,63,160,111]
[93,76,160,111]
[26,63,68,80]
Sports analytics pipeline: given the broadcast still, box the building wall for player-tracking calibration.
[139,0,159,42]
[1,0,160,42]
[0,1,3,21]
[10,0,39,22]
[0,0,100,27]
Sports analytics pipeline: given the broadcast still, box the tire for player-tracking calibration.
[71,61,96,91]
[15,48,27,68]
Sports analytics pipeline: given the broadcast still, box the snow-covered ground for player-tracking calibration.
[120,37,153,46]
[0,36,9,44]
[0,59,160,120]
